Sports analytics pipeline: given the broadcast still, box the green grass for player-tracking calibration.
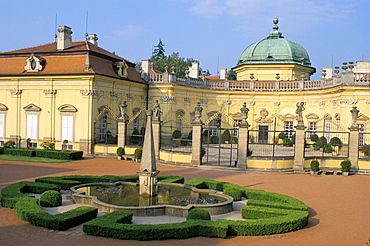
[0,154,75,163]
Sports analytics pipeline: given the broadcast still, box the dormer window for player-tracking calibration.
[24,54,44,72]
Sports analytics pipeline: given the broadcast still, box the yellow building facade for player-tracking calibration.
[0,21,369,172]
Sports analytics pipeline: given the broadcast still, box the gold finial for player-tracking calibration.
[273,16,279,25]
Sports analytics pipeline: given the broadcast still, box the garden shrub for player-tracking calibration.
[131,129,141,144]
[231,136,238,144]
[329,137,343,149]
[116,147,124,156]
[0,181,59,208]
[0,147,4,154]
[310,160,320,171]
[223,185,243,201]
[134,148,142,159]
[4,140,15,148]
[222,130,231,143]
[323,144,333,153]
[309,134,319,142]
[187,208,211,220]
[34,149,83,160]
[210,136,219,144]
[172,130,182,139]
[39,190,62,207]
[340,160,352,172]
[283,138,293,147]
[4,148,35,157]
[15,197,97,231]
[278,132,286,139]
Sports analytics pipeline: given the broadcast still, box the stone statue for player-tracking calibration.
[296,102,305,122]
[153,100,161,121]
[119,101,127,120]
[350,106,359,126]
[240,102,249,124]
[193,102,203,123]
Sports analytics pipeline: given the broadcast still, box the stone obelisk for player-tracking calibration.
[137,109,160,196]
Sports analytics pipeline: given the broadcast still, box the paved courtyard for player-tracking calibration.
[0,157,369,246]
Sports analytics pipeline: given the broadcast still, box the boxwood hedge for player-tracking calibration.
[2,175,309,240]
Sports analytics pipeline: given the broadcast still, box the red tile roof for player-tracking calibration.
[0,41,144,83]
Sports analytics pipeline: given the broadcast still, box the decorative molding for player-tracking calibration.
[43,89,57,98]
[24,54,44,72]
[110,91,118,100]
[273,101,280,107]
[58,104,78,112]
[331,100,337,107]
[249,101,255,106]
[126,93,135,102]
[222,100,232,107]
[366,99,370,107]
[160,95,176,104]
[23,103,41,111]
[200,99,208,105]
[80,89,100,98]
[340,98,357,107]
[141,95,153,103]
[184,97,191,105]
[10,88,22,97]
[260,108,269,118]
[319,100,325,108]
[0,103,8,111]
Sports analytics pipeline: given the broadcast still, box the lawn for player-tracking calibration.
[0,154,74,163]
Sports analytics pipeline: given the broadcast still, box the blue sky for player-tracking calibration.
[0,0,368,79]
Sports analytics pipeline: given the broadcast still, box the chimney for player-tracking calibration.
[88,34,98,45]
[220,68,227,80]
[57,25,73,51]
[189,62,199,78]
[141,60,150,81]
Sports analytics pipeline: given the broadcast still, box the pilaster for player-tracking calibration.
[348,126,359,169]
[191,122,203,165]
[237,123,249,169]
[293,123,306,171]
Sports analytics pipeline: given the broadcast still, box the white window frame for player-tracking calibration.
[26,114,38,140]
[325,122,331,141]
[62,115,74,142]
[0,113,5,138]
[284,121,294,138]
[308,122,316,138]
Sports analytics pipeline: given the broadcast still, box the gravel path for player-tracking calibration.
[0,158,369,246]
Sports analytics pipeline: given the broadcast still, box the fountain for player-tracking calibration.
[71,106,233,217]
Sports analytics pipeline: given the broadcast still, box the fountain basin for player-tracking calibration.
[71,182,233,217]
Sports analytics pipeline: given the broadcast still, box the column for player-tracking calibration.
[152,120,161,160]
[117,119,127,148]
[237,123,249,168]
[293,123,306,171]
[348,126,359,169]
[191,122,203,165]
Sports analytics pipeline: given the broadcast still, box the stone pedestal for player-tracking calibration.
[237,123,249,169]
[137,170,160,197]
[191,122,203,165]
[293,122,306,171]
[117,119,127,148]
[152,120,161,160]
[348,126,359,169]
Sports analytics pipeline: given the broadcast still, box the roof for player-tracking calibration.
[0,41,144,83]
[236,18,314,69]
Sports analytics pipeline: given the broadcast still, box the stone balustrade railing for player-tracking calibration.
[147,71,370,91]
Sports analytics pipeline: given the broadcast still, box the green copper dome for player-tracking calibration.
[237,18,313,67]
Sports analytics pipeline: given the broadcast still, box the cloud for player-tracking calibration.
[114,25,150,40]
[187,0,355,35]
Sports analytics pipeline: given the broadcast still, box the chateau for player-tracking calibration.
[0,19,369,172]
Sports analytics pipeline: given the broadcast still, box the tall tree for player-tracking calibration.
[151,40,165,60]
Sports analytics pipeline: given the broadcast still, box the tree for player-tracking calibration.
[227,70,237,80]
[151,39,165,59]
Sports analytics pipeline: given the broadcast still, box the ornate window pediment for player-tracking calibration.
[306,113,319,120]
[24,54,45,72]
[23,103,41,111]
[58,104,78,112]
[114,60,128,78]
[0,103,8,111]
[357,113,369,122]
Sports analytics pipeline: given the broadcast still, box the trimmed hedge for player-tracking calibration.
[187,208,211,220]
[40,190,62,207]
[83,211,228,240]
[35,175,185,190]
[4,148,35,157]
[1,181,59,208]
[2,176,309,240]
[15,197,98,230]
[34,149,83,160]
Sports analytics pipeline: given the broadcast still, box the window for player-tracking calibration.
[358,124,365,146]
[27,114,38,140]
[62,115,74,142]
[0,114,4,138]
[99,114,108,142]
[209,117,220,136]
[284,121,294,138]
[325,122,331,141]
[233,120,241,136]
[308,122,316,137]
